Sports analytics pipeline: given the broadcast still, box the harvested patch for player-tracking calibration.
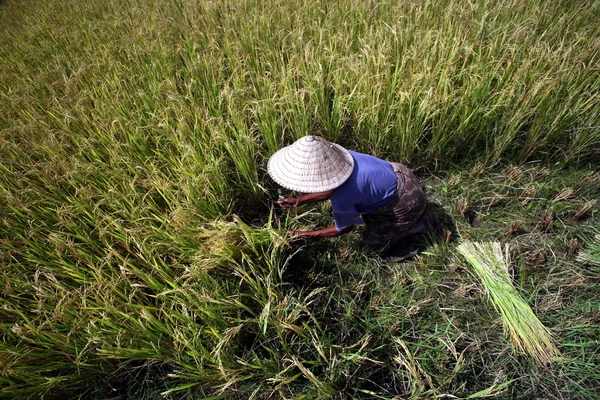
[457,241,561,365]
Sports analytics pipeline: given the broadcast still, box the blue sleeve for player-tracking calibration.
[331,191,363,231]
[333,211,363,231]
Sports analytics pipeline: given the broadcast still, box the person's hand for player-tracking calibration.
[287,230,306,240]
[278,197,299,209]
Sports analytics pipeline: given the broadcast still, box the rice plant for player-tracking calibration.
[457,241,561,365]
[1,0,599,397]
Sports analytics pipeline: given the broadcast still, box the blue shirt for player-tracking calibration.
[331,151,398,231]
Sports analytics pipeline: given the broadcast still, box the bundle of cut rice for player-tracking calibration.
[457,241,560,365]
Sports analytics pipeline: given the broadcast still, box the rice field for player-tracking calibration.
[1,0,599,398]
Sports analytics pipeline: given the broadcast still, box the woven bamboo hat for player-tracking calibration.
[267,136,354,193]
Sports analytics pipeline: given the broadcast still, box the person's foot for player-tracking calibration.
[423,210,445,234]
[425,209,454,243]
[404,215,430,236]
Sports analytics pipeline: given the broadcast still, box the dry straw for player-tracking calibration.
[267,136,355,193]
[457,241,561,365]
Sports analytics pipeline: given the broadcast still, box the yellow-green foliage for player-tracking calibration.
[1,0,599,397]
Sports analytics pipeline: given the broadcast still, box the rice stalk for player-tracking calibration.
[457,241,560,365]
[576,234,600,267]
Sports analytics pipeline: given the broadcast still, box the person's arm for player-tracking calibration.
[288,225,353,239]
[278,191,332,209]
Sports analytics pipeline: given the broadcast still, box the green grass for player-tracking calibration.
[1,0,600,398]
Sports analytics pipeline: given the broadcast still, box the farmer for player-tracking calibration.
[267,135,431,254]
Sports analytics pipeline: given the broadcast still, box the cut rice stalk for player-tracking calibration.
[576,234,600,267]
[457,242,561,365]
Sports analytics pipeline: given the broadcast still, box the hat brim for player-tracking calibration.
[267,143,354,193]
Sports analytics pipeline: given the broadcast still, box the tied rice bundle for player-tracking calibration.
[457,242,560,365]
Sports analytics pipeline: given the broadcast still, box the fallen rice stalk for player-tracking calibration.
[457,242,560,365]
[576,234,600,267]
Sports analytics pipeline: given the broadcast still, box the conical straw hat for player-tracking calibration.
[267,136,354,193]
